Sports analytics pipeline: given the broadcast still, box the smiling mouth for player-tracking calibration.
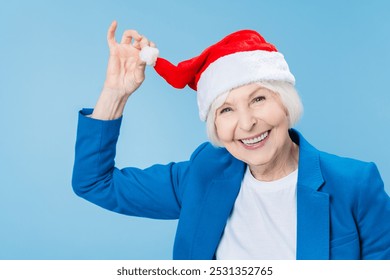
[240,130,270,146]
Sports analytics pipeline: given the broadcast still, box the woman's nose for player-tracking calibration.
[238,111,257,131]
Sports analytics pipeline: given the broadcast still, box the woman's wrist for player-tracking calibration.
[91,87,129,120]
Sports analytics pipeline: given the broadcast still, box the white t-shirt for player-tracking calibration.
[216,166,298,260]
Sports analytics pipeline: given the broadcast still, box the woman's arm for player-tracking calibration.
[357,163,390,259]
[72,109,187,219]
[72,23,184,219]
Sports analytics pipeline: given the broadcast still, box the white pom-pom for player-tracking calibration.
[139,46,159,66]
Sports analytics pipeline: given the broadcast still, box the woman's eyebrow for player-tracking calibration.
[221,86,267,107]
[248,87,267,98]
[220,101,233,107]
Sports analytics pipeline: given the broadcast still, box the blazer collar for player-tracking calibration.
[190,155,245,259]
[290,129,330,259]
[290,129,324,191]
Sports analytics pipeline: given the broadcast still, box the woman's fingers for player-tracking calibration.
[132,34,148,50]
[121,29,142,45]
[107,21,118,47]
[138,36,150,49]
[110,21,153,52]
[107,21,153,72]
[107,21,144,48]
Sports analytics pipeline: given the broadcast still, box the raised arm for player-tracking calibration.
[72,22,184,219]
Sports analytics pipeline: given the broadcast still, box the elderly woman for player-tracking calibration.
[72,21,390,260]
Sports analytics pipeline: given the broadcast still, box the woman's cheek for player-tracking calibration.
[215,121,230,142]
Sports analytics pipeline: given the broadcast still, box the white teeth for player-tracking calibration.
[241,131,269,145]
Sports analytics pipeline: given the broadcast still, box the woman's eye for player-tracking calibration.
[220,107,232,114]
[253,96,265,103]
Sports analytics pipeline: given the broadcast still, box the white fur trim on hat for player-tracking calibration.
[139,46,159,66]
[197,50,295,121]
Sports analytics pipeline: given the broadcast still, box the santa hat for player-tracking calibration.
[140,30,295,121]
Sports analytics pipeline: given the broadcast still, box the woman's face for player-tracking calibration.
[214,83,292,173]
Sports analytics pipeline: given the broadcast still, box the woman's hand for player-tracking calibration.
[104,20,154,95]
[91,21,155,120]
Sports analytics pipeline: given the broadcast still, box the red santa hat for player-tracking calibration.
[140,30,295,121]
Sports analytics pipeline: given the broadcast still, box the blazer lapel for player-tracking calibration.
[190,157,245,259]
[291,130,330,260]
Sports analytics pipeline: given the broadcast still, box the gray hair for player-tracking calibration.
[206,81,303,147]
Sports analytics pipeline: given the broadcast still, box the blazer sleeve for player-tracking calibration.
[356,163,390,259]
[71,109,190,219]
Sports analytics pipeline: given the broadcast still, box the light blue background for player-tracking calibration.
[0,0,389,259]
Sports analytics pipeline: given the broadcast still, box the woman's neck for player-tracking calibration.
[249,139,299,182]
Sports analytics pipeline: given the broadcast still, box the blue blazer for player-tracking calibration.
[72,109,390,259]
